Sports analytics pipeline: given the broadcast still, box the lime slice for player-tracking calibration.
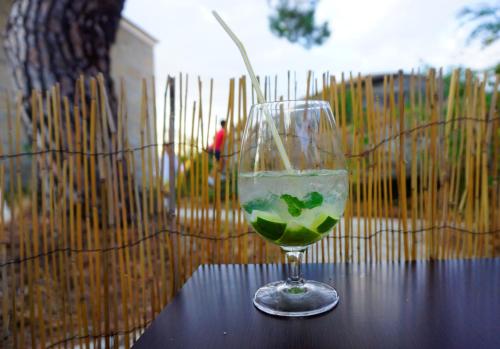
[278,222,321,246]
[250,210,286,241]
[312,214,338,234]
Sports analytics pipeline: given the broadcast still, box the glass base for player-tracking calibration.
[253,280,339,317]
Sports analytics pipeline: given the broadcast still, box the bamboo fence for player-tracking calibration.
[0,68,499,348]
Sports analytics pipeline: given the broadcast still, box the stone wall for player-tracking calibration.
[110,19,156,153]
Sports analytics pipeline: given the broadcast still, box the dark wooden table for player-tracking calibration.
[133,260,500,349]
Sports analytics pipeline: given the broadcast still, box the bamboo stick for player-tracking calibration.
[381,76,390,262]
[119,77,136,338]
[453,86,466,258]
[409,72,418,261]
[474,80,485,256]
[429,70,439,259]
[175,73,184,285]
[188,100,196,271]
[340,73,349,262]
[365,76,375,262]
[350,73,361,263]
[192,87,200,272]
[14,92,26,348]
[149,77,169,312]
[139,79,156,322]
[227,78,236,263]
[236,77,244,264]
[45,90,60,348]
[330,75,339,263]
[321,74,328,263]
[356,74,368,263]
[396,72,409,261]
[0,136,8,343]
[464,70,475,258]
[241,76,249,263]
[28,91,41,348]
[181,74,189,281]
[388,75,396,260]
[485,75,499,256]
[223,79,234,263]
[373,89,383,261]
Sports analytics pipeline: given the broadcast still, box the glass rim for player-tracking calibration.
[250,99,330,109]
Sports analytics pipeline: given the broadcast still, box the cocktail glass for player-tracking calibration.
[238,100,348,317]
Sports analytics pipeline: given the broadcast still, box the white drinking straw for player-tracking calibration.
[212,10,292,170]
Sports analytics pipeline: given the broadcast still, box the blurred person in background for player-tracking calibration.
[208,119,227,171]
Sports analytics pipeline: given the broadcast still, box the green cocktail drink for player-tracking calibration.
[213,11,348,317]
[239,169,348,247]
[237,99,347,317]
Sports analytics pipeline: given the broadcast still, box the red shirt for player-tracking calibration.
[214,128,225,151]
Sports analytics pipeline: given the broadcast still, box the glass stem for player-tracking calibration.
[286,251,304,285]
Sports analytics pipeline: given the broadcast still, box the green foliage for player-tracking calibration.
[268,0,331,48]
[494,63,500,75]
[459,4,500,48]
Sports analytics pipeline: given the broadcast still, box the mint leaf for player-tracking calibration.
[280,194,305,217]
[280,192,324,217]
[242,198,270,214]
[303,192,323,209]
[280,194,305,209]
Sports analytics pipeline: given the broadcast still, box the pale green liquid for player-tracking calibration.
[238,170,348,247]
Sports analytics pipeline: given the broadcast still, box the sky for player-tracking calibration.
[123,0,499,140]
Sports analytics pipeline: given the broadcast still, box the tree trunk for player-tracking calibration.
[4,0,125,118]
[4,0,127,211]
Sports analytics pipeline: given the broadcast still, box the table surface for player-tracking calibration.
[133,259,500,349]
